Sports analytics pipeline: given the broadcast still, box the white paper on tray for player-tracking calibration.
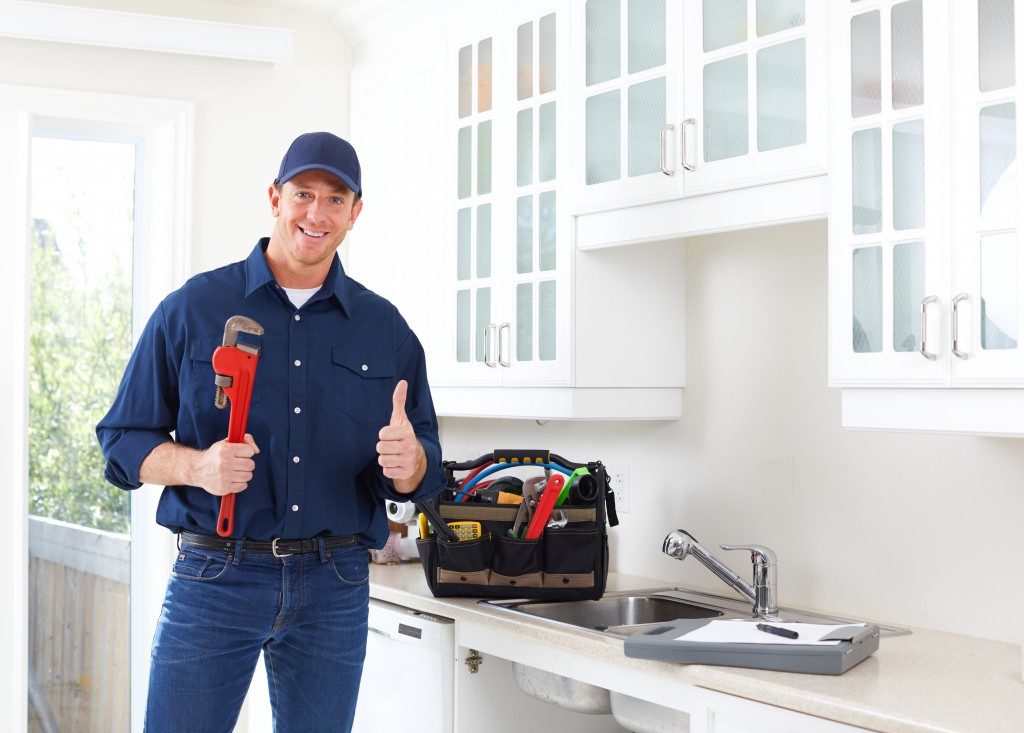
[674,620,864,646]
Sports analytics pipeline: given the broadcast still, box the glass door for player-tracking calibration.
[574,0,680,212]
[442,31,504,386]
[27,131,137,731]
[681,0,826,195]
[829,0,952,385]
[952,0,1024,384]
[505,7,571,385]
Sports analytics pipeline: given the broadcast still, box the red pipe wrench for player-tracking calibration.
[211,315,264,538]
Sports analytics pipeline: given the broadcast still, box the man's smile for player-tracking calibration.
[298,226,327,239]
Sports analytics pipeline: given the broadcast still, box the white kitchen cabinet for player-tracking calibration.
[829,0,1024,433]
[439,3,571,389]
[350,1,684,420]
[572,0,826,215]
[679,0,827,197]
[456,620,870,733]
[572,0,682,212]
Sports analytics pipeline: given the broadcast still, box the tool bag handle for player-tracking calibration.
[443,449,586,472]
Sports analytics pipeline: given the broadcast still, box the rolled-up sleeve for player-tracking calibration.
[96,302,179,490]
[367,327,446,504]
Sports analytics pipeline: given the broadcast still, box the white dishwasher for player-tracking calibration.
[352,598,455,732]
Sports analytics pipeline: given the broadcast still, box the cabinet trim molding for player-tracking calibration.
[432,386,683,420]
[576,175,828,251]
[0,0,295,66]
[843,388,1024,436]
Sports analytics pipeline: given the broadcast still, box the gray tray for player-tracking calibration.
[623,619,879,676]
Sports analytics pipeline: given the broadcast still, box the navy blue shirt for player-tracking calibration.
[96,239,445,547]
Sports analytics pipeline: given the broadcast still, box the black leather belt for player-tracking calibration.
[179,530,359,557]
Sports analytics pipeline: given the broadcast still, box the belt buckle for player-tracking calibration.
[271,538,293,558]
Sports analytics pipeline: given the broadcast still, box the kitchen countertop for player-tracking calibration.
[368,563,1024,733]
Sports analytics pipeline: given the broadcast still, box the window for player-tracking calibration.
[0,87,190,731]
[28,133,137,731]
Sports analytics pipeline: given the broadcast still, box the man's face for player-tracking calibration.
[268,169,362,269]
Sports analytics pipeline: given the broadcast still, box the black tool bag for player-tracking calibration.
[415,450,619,601]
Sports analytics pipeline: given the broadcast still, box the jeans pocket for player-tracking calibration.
[171,549,231,582]
[330,547,370,586]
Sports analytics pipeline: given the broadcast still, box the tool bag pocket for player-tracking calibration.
[490,536,542,588]
[416,450,618,601]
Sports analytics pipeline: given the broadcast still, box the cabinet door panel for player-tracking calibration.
[951,0,1024,384]
[681,0,825,196]
[440,28,503,387]
[573,0,680,212]
[829,0,952,385]
[502,2,570,385]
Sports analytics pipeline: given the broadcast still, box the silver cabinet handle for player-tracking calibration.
[484,323,497,368]
[680,118,696,172]
[952,293,969,359]
[498,322,511,368]
[659,124,675,176]
[920,295,938,361]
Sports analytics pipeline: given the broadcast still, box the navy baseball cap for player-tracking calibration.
[274,131,362,197]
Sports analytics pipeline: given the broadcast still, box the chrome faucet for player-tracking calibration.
[662,529,779,618]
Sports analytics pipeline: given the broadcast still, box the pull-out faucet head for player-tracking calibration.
[662,529,700,560]
[662,529,779,618]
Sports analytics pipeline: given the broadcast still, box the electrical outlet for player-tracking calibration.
[608,463,629,513]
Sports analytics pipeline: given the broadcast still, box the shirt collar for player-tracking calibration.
[244,238,350,316]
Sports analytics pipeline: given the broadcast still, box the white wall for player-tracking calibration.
[0,0,353,276]
[438,220,1024,644]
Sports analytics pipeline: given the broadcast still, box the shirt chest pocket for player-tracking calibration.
[189,334,263,412]
[333,346,396,424]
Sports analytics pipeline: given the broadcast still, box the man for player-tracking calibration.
[97,131,445,732]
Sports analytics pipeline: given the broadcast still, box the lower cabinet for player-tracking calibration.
[454,621,869,733]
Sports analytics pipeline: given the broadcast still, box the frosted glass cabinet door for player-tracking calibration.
[441,29,503,387]
[575,0,680,212]
[507,5,570,385]
[680,0,826,196]
[441,2,570,388]
[951,0,1024,384]
[828,0,952,385]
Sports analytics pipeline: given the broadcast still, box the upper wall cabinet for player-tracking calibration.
[830,0,1024,434]
[437,4,572,389]
[571,0,827,215]
[353,0,685,420]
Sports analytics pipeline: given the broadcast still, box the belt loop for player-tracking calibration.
[232,538,244,565]
[317,536,329,563]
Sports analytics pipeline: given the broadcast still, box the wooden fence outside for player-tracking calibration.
[28,516,130,733]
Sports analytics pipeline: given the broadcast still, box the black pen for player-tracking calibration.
[756,623,799,640]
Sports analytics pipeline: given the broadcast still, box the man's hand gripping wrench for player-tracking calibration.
[212,315,264,538]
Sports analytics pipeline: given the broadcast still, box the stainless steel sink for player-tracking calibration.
[490,593,733,636]
[482,587,909,638]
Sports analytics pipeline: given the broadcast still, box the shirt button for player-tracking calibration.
[361,364,368,371]
[294,406,301,414]
[294,314,301,321]
[294,359,301,367]
[291,504,299,512]
[292,456,300,464]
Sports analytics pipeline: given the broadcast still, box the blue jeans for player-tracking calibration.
[145,540,370,733]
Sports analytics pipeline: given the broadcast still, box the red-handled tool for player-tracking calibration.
[523,474,566,540]
[211,315,264,538]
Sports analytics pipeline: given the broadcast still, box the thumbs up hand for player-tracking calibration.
[377,379,425,491]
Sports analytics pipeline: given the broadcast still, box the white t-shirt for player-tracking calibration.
[281,286,321,310]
